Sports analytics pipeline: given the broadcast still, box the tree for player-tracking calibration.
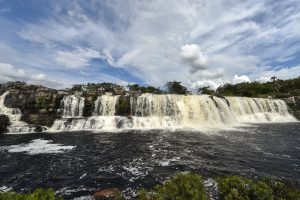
[197,86,215,95]
[70,84,84,92]
[165,81,188,94]
[128,84,162,94]
[270,76,277,82]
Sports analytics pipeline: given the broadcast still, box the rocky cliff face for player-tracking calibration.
[0,82,67,127]
[282,96,300,120]
[0,115,10,133]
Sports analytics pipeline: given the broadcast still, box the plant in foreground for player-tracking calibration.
[138,172,207,200]
[0,188,63,200]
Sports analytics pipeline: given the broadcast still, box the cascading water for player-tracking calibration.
[94,95,119,116]
[50,94,297,132]
[0,92,36,133]
[51,94,121,131]
[61,95,85,118]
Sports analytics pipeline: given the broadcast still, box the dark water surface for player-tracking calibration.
[0,123,299,199]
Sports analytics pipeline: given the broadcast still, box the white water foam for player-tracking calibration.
[1,139,75,155]
[0,186,13,192]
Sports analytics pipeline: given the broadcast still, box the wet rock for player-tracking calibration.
[93,188,121,200]
[116,95,131,116]
[0,114,10,134]
[283,96,300,120]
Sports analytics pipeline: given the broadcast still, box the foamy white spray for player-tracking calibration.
[0,139,75,155]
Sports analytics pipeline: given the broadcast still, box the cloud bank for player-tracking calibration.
[0,0,299,89]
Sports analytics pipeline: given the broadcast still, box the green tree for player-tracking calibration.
[197,86,215,95]
[165,81,188,95]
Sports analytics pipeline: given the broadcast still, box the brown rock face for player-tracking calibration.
[0,82,67,127]
[93,188,121,200]
[283,96,300,120]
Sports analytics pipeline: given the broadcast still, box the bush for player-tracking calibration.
[217,176,300,200]
[263,179,300,200]
[0,188,63,200]
[36,96,51,110]
[138,172,207,200]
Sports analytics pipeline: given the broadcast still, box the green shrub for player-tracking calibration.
[0,188,63,200]
[138,172,207,200]
[217,176,300,200]
[36,96,51,109]
[263,179,300,200]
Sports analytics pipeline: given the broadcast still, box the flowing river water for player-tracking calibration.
[0,123,299,199]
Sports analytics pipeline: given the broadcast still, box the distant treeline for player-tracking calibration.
[69,81,189,95]
[2,76,299,98]
[214,76,300,98]
[69,76,300,98]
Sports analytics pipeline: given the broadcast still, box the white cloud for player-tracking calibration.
[0,63,26,81]
[0,63,63,88]
[190,79,222,90]
[181,44,209,72]
[55,48,102,68]
[0,0,299,89]
[233,74,251,84]
[33,73,46,81]
[256,65,300,82]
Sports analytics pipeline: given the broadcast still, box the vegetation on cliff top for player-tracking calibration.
[68,76,300,97]
[1,76,299,98]
[209,76,300,98]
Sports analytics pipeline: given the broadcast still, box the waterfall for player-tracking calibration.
[0,92,36,133]
[61,95,85,118]
[50,94,297,132]
[94,95,119,116]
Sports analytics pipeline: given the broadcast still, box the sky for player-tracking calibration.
[0,0,300,90]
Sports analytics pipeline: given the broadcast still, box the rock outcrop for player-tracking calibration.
[93,188,121,200]
[283,96,300,120]
[0,82,67,127]
[0,114,10,134]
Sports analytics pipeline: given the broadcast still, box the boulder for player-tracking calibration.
[93,188,121,200]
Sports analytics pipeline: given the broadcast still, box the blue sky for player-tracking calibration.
[0,0,300,89]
